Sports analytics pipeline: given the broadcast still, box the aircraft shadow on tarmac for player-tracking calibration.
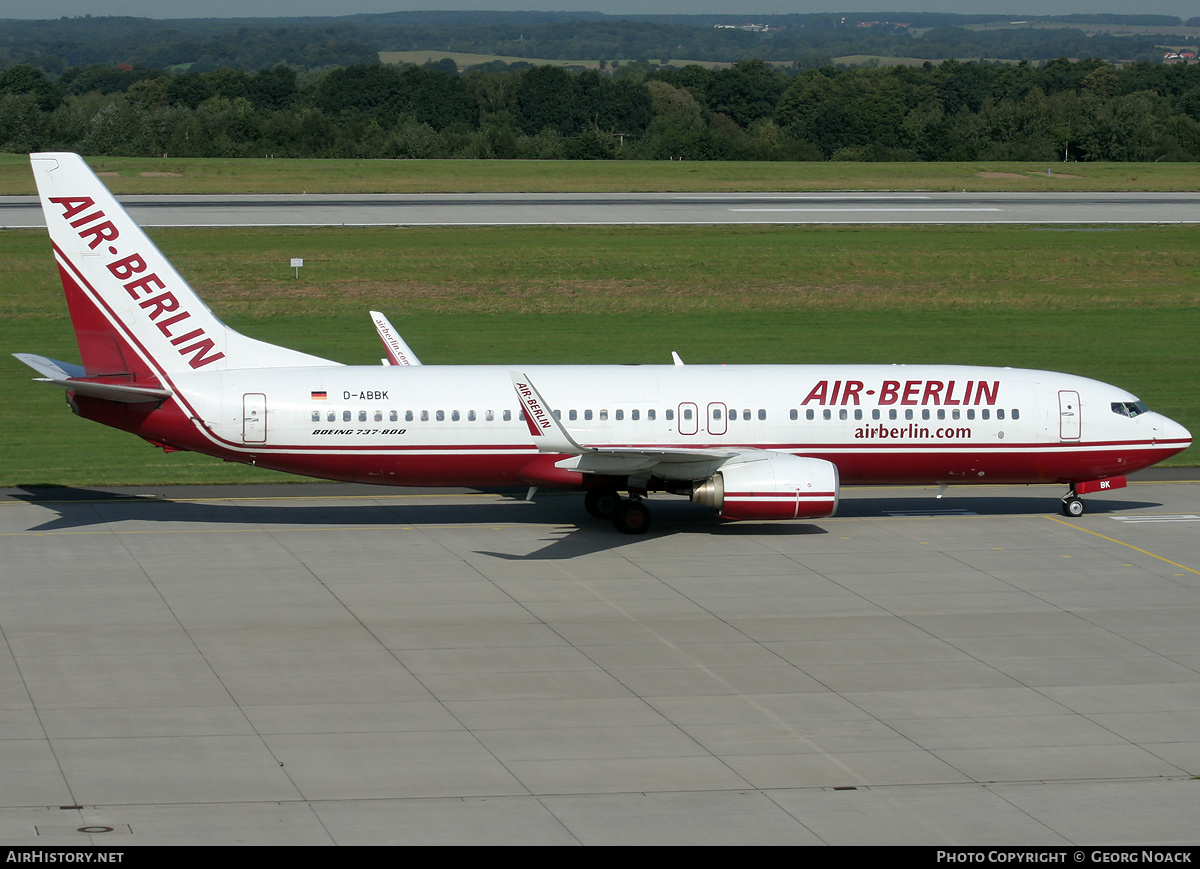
[835,493,1161,517]
[10,486,1164,561]
[12,486,818,560]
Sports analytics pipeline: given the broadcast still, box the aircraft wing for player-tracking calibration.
[14,353,173,403]
[509,370,739,480]
[554,447,735,479]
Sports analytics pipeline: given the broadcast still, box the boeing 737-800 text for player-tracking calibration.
[16,153,1192,533]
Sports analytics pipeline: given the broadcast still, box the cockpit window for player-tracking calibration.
[1111,401,1150,418]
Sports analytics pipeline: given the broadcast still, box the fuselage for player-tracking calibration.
[76,362,1191,490]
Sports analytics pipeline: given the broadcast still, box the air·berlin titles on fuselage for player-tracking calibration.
[801,379,999,406]
[49,195,225,370]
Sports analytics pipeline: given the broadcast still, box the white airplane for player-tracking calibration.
[16,153,1193,533]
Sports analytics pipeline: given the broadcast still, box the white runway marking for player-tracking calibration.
[1111,514,1200,523]
[729,207,1005,213]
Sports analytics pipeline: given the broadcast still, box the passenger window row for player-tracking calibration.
[310,407,772,423]
[309,406,1020,424]
[794,408,1020,421]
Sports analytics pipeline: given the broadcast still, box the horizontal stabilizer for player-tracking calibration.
[13,353,85,380]
[14,353,172,403]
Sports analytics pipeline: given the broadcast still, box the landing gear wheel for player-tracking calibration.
[585,488,622,519]
[612,499,652,535]
[1062,497,1084,517]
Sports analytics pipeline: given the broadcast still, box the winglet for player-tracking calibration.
[508,371,586,455]
[370,311,422,366]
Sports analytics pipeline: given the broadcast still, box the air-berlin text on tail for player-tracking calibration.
[49,196,225,369]
[801,379,1000,407]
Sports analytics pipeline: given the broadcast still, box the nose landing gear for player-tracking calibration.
[1061,484,1084,517]
[1060,476,1128,517]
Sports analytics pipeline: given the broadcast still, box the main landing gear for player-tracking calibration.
[1061,484,1085,517]
[584,488,652,534]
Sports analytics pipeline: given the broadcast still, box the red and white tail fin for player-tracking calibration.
[31,152,338,380]
[370,310,422,366]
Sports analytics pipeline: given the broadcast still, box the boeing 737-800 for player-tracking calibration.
[15,153,1192,533]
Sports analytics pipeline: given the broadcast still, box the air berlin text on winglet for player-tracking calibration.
[514,381,552,432]
[802,379,1000,406]
[49,196,225,370]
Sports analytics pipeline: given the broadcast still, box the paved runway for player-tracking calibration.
[1,476,1197,845]
[4,191,1200,227]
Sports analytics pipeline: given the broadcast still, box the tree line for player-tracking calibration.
[5,57,1200,162]
[0,12,1185,76]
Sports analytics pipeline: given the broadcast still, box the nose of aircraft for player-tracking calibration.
[1158,413,1192,449]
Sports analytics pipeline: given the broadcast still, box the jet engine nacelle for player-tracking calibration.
[691,452,840,521]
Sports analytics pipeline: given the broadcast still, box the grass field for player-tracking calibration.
[2,153,1199,194]
[2,222,1196,486]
